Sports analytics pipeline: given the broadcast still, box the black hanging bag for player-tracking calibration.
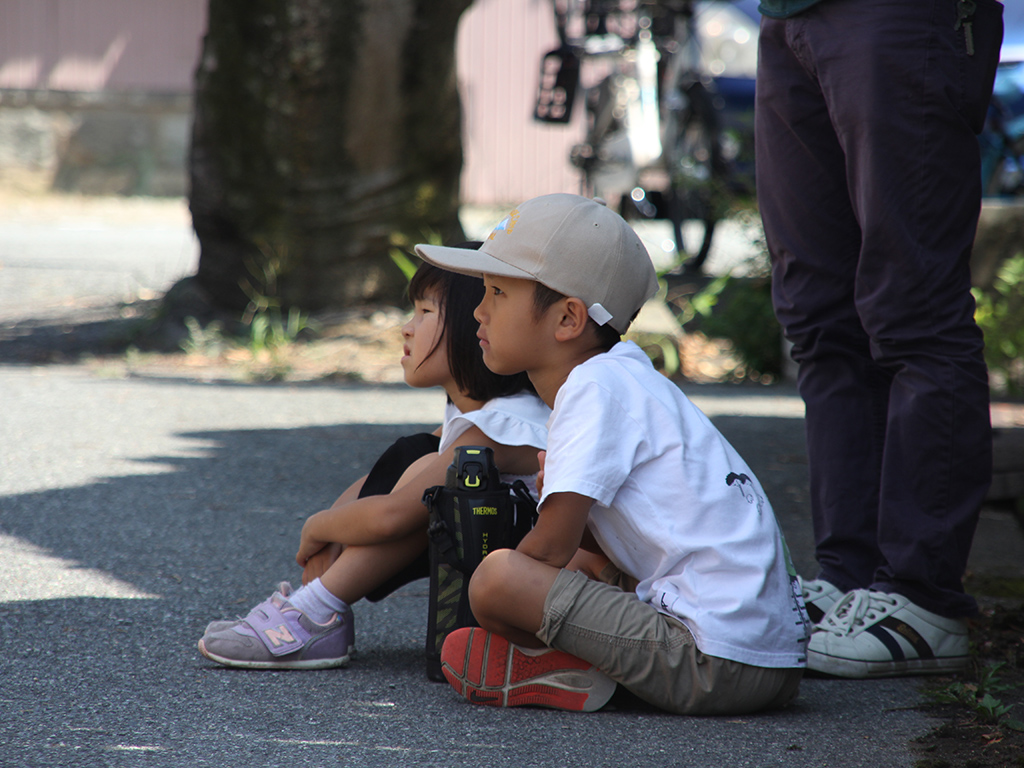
[534,44,580,123]
[422,446,538,681]
[533,0,580,124]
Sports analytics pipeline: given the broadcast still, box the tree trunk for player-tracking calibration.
[189,0,472,313]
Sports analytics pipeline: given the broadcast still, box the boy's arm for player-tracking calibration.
[515,491,594,568]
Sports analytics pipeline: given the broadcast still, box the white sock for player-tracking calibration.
[287,579,348,625]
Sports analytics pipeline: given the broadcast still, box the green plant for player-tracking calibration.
[973,253,1024,396]
[689,274,782,381]
[629,280,684,377]
[687,273,729,323]
[180,317,228,356]
[246,305,309,355]
[660,211,781,383]
[389,229,444,287]
[929,662,1024,731]
[389,247,420,282]
[239,254,311,356]
[649,334,681,376]
[631,331,682,377]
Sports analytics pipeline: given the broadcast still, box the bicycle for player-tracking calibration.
[534,0,755,272]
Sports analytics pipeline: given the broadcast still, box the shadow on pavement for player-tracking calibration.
[0,418,935,767]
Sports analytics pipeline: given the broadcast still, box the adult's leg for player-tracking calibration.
[759,0,1000,617]
[813,0,997,618]
[756,13,887,593]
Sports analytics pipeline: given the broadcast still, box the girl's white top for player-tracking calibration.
[439,392,550,497]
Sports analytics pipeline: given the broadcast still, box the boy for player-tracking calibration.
[415,194,809,715]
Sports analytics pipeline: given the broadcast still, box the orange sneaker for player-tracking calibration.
[440,627,616,712]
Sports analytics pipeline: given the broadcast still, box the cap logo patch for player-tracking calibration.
[488,209,520,240]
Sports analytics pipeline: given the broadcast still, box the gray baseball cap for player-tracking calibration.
[415,194,658,334]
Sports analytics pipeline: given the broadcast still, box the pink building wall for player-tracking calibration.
[0,0,206,92]
[457,0,582,205]
[0,0,581,203]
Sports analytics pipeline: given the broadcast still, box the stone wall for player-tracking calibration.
[0,90,191,197]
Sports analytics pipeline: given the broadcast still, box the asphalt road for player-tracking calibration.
[0,198,198,322]
[0,367,934,768]
[0,197,1018,767]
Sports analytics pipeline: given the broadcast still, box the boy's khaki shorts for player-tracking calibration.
[536,568,803,715]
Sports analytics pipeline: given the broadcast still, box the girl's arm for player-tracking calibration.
[301,425,447,582]
[297,472,369,584]
[296,425,537,567]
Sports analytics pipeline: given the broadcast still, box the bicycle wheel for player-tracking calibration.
[571,74,633,200]
[663,81,726,272]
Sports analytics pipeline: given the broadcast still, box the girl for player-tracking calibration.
[198,255,550,670]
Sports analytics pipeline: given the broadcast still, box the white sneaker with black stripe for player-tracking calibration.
[798,576,842,625]
[806,589,968,678]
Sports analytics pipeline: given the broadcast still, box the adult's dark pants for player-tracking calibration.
[755,0,1002,618]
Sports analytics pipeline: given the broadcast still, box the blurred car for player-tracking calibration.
[703,0,1024,201]
[693,0,759,196]
[981,0,1024,197]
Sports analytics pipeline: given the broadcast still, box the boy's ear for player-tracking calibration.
[553,297,590,342]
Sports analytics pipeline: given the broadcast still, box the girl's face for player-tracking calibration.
[400,290,451,390]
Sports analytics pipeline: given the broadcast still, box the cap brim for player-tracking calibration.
[414,243,536,282]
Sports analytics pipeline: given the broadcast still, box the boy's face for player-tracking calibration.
[474,274,546,376]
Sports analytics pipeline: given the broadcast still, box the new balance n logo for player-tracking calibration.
[264,624,297,648]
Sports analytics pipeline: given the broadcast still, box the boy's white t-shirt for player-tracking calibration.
[541,341,809,669]
[439,392,550,495]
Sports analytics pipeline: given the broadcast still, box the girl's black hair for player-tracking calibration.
[408,244,536,402]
